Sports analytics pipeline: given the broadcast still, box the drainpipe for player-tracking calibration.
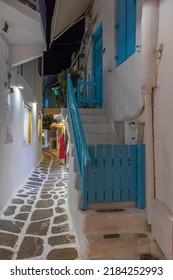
[141,0,159,224]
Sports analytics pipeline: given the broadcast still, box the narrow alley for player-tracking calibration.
[1,0,173,263]
[0,150,80,260]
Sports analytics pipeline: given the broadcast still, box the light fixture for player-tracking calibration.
[33,92,38,104]
[9,87,14,94]
[78,53,85,72]
[17,74,24,89]
[18,85,24,89]
[33,97,38,104]
[2,22,9,33]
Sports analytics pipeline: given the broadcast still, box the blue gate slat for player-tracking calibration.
[113,145,122,201]
[95,145,105,202]
[104,145,114,201]
[87,146,97,204]
[129,145,137,201]
[121,145,129,201]
[136,144,146,208]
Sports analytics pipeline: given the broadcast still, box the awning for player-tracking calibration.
[50,0,93,45]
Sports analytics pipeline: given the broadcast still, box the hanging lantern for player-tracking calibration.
[78,53,85,72]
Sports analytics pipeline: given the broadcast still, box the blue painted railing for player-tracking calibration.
[67,74,91,196]
[77,75,101,108]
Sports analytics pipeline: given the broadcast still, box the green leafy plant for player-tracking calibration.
[42,115,53,130]
[54,69,81,108]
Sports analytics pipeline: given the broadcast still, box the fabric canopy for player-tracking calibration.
[50,0,93,45]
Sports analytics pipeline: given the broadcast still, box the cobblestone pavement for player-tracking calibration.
[0,150,80,260]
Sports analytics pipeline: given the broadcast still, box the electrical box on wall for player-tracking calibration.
[114,121,145,144]
[124,121,145,144]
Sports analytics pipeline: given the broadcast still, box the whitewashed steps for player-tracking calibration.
[63,108,164,259]
[86,133,118,145]
[79,108,119,145]
[80,114,107,124]
[78,108,105,115]
[83,123,112,134]
[84,207,150,234]
[86,231,158,260]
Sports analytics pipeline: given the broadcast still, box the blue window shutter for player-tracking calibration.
[126,0,136,58]
[116,0,127,66]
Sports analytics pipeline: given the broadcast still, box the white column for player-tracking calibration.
[141,0,159,223]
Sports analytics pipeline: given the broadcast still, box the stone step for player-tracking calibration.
[86,133,119,145]
[80,115,107,124]
[79,108,105,116]
[68,123,112,138]
[69,130,117,146]
[86,231,155,259]
[84,207,150,234]
[83,123,112,134]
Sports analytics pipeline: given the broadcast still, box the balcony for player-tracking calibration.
[17,0,46,34]
[0,0,46,66]
[18,0,38,10]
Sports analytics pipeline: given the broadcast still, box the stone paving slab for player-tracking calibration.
[0,150,79,260]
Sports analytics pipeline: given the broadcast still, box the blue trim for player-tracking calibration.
[136,144,146,208]
[92,22,103,108]
[116,0,127,65]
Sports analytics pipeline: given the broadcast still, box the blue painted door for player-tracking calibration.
[92,23,103,108]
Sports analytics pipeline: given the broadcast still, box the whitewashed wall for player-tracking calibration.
[85,0,143,123]
[84,0,173,259]
[154,0,173,212]
[150,0,173,259]
[0,35,42,210]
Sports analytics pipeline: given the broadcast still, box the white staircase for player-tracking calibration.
[69,108,119,145]
[62,108,165,260]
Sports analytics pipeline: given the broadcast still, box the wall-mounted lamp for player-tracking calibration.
[33,99,38,104]
[78,53,85,72]
[33,92,38,104]
[18,85,24,89]
[9,87,14,94]
[2,22,9,33]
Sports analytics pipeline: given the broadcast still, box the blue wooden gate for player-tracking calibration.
[82,144,145,209]
[92,22,103,108]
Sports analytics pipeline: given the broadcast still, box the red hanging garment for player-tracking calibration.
[59,133,66,159]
